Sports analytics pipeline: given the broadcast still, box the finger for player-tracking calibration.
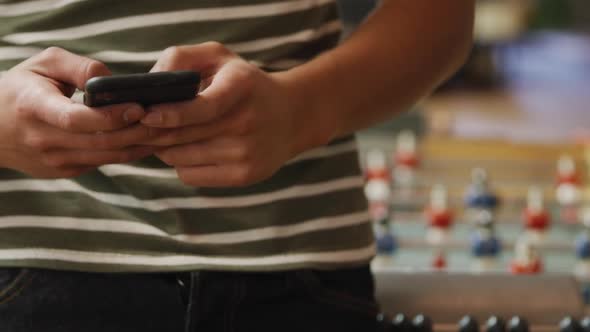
[155,139,247,166]
[41,146,156,168]
[26,122,166,151]
[150,42,233,73]
[36,166,96,179]
[14,51,146,132]
[176,164,260,188]
[143,63,251,129]
[28,93,146,132]
[20,47,111,90]
[142,107,246,146]
[147,48,256,128]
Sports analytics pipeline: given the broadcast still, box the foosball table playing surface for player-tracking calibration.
[361,135,590,332]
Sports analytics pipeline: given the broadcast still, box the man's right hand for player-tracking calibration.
[0,47,158,178]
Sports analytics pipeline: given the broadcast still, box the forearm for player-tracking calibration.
[278,0,474,149]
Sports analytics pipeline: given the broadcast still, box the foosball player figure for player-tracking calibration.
[464,168,500,219]
[579,207,590,301]
[425,184,453,245]
[392,130,419,189]
[365,179,391,222]
[364,150,392,222]
[365,149,391,183]
[431,249,447,271]
[510,235,543,275]
[556,155,582,224]
[557,155,582,188]
[523,186,550,244]
[471,210,502,272]
[424,185,452,271]
[372,214,397,268]
[575,229,590,305]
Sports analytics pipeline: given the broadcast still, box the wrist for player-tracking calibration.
[273,69,338,156]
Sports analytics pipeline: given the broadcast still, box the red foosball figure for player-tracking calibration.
[395,152,419,169]
[425,185,453,245]
[523,187,550,240]
[392,131,419,188]
[555,155,582,216]
[426,208,453,229]
[393,130,420,169]
[365,149,390,182]
[510,236,543,275]
[510,259,543,275]
[432,251,447,270]
[524,209,550,231]
[366,168,390,182]
[556,155,581,186]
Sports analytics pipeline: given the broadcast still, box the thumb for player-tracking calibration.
[150,42,234,74]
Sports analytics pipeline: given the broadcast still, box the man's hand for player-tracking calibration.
[141,43,317,187]
[141,0,474,188]
[0,47,157,178]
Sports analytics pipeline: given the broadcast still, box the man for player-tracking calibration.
[0,0,474,331]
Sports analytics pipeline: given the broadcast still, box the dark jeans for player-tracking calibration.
[0,265,380,332]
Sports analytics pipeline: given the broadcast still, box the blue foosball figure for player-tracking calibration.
[464,168,500,210]
[376,232,397,255]
[465,193,499,210]
[576,232,590,260]
[471,230,502,258]
[582,284,590,305]
[374,220,397,255]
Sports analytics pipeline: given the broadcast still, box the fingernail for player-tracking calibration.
[142,111,163,126]
[123,105,144,124]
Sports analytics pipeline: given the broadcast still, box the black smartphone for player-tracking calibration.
[84,70,201,107]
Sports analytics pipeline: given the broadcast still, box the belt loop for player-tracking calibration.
[184,271,201,332]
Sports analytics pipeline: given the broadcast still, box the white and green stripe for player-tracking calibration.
[0,245,376,272]
[0,19,341,62]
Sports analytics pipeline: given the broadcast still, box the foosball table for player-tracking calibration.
[362,133,590,332]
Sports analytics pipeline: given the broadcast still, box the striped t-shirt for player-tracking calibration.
[0,0,374,272]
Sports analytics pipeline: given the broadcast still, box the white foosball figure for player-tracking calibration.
[523,186,550,244]
[510,235,543,275]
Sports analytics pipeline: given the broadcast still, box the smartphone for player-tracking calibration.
[84,70,201,107]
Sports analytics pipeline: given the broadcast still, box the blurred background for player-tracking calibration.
[338,0,590,143]
[339,1,590,324]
